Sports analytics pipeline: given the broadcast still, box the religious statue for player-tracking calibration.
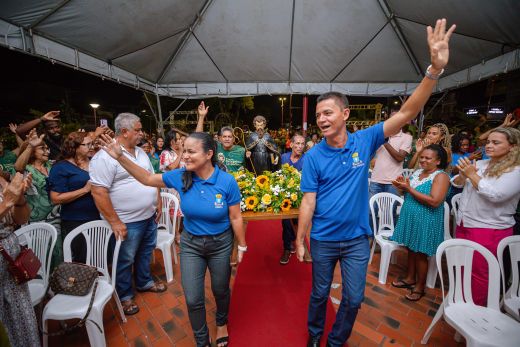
[245,115,280,175]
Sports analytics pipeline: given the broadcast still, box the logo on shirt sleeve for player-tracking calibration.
[352,152,364,168]
[214,194,224,208]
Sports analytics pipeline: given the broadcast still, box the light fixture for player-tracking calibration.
[89,103,100,126]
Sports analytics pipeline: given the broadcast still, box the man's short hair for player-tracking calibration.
[291,133,305,143]
[114,113,140,135]
[316,92,349,109]
[220,126,234,135]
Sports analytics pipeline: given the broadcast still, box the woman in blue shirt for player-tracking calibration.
[99,131,246,347]
[48,132,100,263]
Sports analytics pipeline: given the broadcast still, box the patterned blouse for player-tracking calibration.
[25,162,54,222]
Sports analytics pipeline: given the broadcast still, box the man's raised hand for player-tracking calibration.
[427,19,456,72]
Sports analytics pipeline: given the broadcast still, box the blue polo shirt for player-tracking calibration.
[281,152,305,171]
[301,122,385,241]
[162,166,241,236]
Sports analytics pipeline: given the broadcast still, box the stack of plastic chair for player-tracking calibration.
[15,222,57,306]
[156,191,180,282]
[42,221,125,347]
[368,192,404,284]
[497,235,520,321]
[421,239,520,346]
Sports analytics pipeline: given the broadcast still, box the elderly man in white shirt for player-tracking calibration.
[90,113,165,316]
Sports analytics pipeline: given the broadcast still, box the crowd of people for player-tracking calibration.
[0,18,519,347]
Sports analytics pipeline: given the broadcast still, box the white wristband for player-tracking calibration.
[237,245,248,252]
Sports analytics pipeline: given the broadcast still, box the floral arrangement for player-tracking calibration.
[231,164,303,213]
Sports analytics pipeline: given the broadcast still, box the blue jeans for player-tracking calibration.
[180,229,233,347]
[369,181,399,197]
[116,215,157,302]
[308,235,370,346]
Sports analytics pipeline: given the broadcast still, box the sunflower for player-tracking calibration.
[281,199,292,212]
[245,196,259,210]
[256,175,270,189]
[261,194,272,205]
[290,193,298,202]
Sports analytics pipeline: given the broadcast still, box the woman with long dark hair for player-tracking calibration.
[159,130,184,171]
[99,131,246,347]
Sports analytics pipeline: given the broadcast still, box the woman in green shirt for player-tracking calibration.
[14,129,62,268]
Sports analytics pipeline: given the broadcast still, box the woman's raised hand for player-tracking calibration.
[98,134,123,160]
[3,173,25,207]
[197,101,209,119]
[26,129,45,148]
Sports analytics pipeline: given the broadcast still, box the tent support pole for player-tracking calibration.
[156,93,164,136]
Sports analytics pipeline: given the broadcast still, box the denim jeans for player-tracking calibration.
[281,219,297,250]
[180,229,233,347]
[116,215,157,302]
[308,235,370,346]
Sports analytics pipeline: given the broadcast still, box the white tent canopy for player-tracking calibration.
[1,0,519,97]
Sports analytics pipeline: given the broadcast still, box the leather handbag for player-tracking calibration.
[0,244,41,284]
[50,262,98,296]
[44,262,102,336]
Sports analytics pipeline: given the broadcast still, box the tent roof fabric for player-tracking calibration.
[1,0,519,97]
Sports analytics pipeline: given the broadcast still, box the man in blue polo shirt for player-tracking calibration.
[296,19,456,347]
[279,133,311,264]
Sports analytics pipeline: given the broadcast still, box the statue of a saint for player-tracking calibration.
[245,115,280,175]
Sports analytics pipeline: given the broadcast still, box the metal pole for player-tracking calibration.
[156,93,164,136]
[303,96,308,137]
[93,108,97,126]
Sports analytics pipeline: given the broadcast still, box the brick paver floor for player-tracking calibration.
[46,246,463,346]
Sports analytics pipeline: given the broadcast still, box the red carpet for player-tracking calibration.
[228,220,336,346]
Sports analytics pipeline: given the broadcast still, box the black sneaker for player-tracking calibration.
[290,244,296,254]
[279,250,291,264]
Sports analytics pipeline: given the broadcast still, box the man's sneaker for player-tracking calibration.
[279,250,291,265]
[290,243,296,254]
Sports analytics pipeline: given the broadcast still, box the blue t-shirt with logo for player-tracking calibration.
[301,122,385,241]
[162,166,241,236]
[281,152,305,171]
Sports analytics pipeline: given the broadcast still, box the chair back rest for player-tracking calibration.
[443,202,451,240]
[158,192,180,236]
[451,193,462,220]
[369,192,403,237]
[437,239,501,310]
[15,222,57,287]
[401,169,414,179]
[497,235,520,300]
[63,220,122,288]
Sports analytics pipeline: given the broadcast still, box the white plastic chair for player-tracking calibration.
[42,221,125,347]
[157,191,180,283]
[450,193,462,236]
[401,168,414,179]
[15,223,57,306]
[425,202,451,288]
[497,235,520,321]
[421,239,520,346]
[368,192,404,284]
